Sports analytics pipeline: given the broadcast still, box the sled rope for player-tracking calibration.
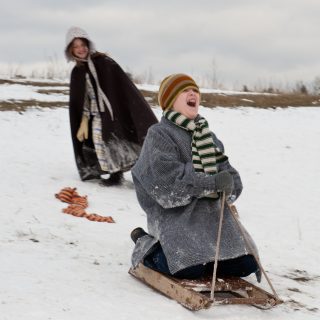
[210,191,226,301]
[55,187,115,223]
[226,202,280,301]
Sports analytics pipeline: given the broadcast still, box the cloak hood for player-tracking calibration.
[65,26,96,62]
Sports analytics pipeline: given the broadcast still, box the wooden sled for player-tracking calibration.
[129,263,282,311]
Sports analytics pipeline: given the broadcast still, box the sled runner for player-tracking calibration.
[129,263,282,311]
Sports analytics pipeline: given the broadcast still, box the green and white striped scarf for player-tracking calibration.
[163,110,228,175]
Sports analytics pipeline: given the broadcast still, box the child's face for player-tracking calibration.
[71,38,89,60]
[172,88,200,119]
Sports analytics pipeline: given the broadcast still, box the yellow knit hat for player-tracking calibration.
[158,74,200,110]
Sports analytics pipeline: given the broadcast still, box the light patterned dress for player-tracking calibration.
[83,73,141,173]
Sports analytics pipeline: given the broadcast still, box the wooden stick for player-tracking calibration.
[210,192,226,301]
[226,202,281,302]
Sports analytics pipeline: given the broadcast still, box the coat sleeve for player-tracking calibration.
[212,133,243,202]
[132,126,223,209]
[213,135,243,202]
[220,160,243,202]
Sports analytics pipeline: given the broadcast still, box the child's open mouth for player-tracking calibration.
[187,100,196,107]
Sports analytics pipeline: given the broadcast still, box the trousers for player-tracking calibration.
[144,244,258,279]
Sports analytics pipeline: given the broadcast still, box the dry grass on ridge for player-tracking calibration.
[1,78,320,111]
[141,89,320,108]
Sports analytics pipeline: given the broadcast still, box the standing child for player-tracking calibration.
[65,26,157,185]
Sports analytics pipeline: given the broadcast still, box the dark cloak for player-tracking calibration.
[69,54,158,181]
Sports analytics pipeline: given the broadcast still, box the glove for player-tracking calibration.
[76,116,89,142]
[214,171,234,195]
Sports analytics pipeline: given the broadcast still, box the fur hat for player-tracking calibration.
[158,74,200,110]
[65,26,96,61]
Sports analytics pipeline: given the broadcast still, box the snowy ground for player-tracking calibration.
[0,95,319,319]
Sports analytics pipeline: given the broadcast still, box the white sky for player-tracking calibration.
[1,0,320,88]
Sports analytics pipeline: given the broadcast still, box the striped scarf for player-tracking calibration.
[163,110,228,175]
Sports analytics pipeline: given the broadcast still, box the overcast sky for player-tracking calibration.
[1,0,320,88]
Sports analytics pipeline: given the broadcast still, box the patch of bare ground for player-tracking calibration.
[143,90,320,108]
[284,269,320,283]
[0,78,68,87]
[36,89,69,95]
[201,93,320,108]
[1,79,320,111]
[0,100,67,112]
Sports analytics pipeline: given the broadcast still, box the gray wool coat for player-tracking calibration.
[131,116,258,274]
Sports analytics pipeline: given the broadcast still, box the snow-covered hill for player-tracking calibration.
[0,83,319,319]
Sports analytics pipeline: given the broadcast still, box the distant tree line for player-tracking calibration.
[1,57,320,95]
